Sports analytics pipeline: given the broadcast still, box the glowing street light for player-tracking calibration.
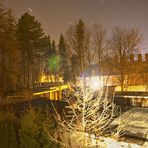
[88,76,104,90]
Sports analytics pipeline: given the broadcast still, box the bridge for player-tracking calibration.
[33,84,69,100]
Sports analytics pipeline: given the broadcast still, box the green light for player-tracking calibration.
[47,55,60,73]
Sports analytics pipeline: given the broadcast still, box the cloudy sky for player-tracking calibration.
[4,0,148,53]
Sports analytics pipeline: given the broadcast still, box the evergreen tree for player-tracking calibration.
[59,34,66,58]
[47,55,60,75]
[42,35,52,58]
[16,13,45,88]
[0,2,20,97]
[58,34,71,82]
[71,54,79,81]
[76,19,85,75]
[66,19,86,80]
[51,40,57,55]
[33,35,52,82]
[45,40,61,75]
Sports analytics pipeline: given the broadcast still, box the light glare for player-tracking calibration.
[89,77,104,90]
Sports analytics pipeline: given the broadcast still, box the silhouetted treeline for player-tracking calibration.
[0,2,61,98]
[0,1,147,98]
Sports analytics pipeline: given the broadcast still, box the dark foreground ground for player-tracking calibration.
[0,97,147,146]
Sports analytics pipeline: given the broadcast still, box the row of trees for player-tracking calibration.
[64,20,142,91]
[0,2,67,97]
[0,0,145,97]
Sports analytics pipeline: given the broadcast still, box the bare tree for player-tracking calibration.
[84,29,95,79]
[108,27,141,91]
[92,24,107,78]
[45,84,119,147]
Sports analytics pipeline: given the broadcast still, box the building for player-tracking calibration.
[81,53,148,92]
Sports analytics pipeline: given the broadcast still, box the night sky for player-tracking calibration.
[4,0,148,53]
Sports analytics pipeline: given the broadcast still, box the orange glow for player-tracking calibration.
[40,75,49,82]
[40,74,64,83]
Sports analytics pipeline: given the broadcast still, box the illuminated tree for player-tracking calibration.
[46,84,119,147]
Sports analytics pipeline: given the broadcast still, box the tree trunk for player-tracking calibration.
[121,74,124,92]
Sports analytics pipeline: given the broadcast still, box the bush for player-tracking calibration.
[19,107,58,148]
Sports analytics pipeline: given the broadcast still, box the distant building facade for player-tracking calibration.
[81,53,148,92]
